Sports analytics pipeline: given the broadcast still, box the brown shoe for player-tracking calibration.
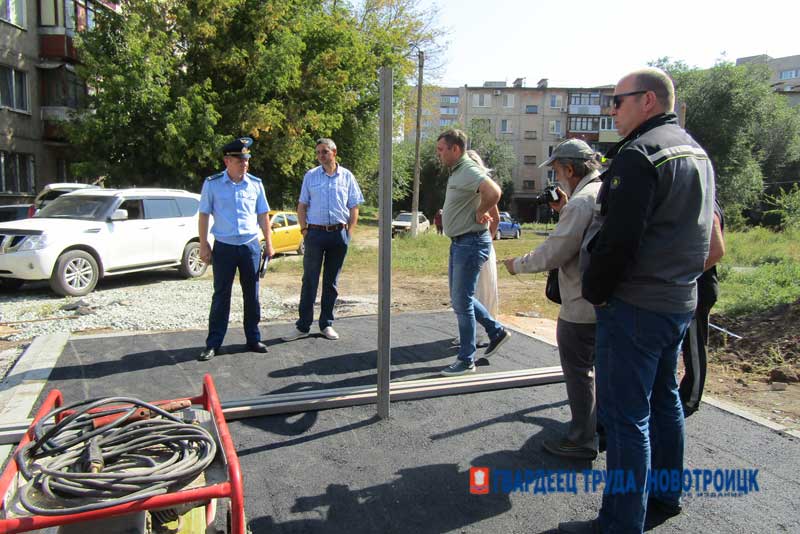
[542,438,597,460]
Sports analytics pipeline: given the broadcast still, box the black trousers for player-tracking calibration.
[679,292,716,415]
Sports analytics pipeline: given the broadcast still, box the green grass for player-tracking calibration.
[723,226,800,266]
[715,227,800,316]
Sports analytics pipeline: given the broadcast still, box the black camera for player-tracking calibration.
[534,185,560,206]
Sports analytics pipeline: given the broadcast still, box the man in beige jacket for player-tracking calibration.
[503,139,602,460]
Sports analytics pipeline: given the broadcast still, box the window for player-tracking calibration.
[500,119,512,133]
[548,120,562,135]
[569,116,599,132]
[780,70,798,80]
[65,0,98,31]
[40,0,56,25]
[472,93,491,107]
[42,67,86,108]
[547,169,556,182]
[271,213,286,227]
[0,65,28,112]
[524,130,537,139]
[119,199,144,220]
[600,117,616,131]
[0,151,35,193]
[525,104,538,114]
[176,197,200,217]
[523,155,537,165]
[439,107,458,115]
[439,118,454,127]
[440,95,459,105]
[601,94,614,108]
[145,198,181,219]
[523,180,535,190]
[549,94,563,109]
[569,93,601,106]
[1,0,25,27]
[503,94,514,108]
[286,213,298,226]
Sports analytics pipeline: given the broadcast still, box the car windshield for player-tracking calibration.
[395,213,412,222]
[35,195,114,221]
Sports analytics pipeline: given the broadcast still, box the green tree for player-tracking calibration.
[69,0,444,205]
[655,58,800,217]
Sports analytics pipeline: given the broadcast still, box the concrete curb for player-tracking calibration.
[0,332,70,460]
[702,395,800,439]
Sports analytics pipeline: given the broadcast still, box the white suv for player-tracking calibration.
[0,188,207,296]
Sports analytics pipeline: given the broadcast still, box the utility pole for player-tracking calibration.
[410,50,424,237]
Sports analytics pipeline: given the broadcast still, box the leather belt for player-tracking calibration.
[307,223,346,232]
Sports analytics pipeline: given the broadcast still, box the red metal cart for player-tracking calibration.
[0,374,245,534]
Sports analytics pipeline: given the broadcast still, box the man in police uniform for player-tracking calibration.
[283,138,363,341]
[198,137,274,361]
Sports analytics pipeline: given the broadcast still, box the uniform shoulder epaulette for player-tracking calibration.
[206,172,224,181]
[246,173,262,182]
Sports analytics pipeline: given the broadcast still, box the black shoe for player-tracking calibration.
[198,347,216,361]
[648,497,682,517]
[558,519,599,533]
[645,497,682,529]
[484,328,511,357]
[542,438,597,460]
[247,342,268,353]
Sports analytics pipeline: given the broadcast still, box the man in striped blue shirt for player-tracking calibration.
[283,138,364,341]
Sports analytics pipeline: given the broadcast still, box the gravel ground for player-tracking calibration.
[0,276,287,342]
[0,271,380,378]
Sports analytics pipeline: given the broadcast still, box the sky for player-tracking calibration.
[418,0,798,88]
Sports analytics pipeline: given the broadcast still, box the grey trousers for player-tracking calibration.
[556,318,597,448]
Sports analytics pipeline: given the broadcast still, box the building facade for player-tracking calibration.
[1,0,116,203]
[407,80,620,221]
[737,54,800,107]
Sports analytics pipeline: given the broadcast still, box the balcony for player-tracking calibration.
[599,130,622,143]
[568,104,601,116]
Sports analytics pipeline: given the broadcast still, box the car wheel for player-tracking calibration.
[495,230,501,240]
[50,250,99,296]
[297,239,305,256]
[0,278,24,291]
[179,242,207,278]
[514,229,521,239]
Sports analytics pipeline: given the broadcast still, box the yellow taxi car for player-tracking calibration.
[261,210,305,255]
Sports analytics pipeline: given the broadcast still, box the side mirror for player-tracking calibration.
[110,209,128,221]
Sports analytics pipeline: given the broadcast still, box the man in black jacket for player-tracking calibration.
[558,68,715,534]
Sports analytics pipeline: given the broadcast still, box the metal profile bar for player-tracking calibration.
[0,368,564,444]
[377,66,393,420]
[221,367,564,420]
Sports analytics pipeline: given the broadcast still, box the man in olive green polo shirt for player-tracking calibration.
[437,129,511,376]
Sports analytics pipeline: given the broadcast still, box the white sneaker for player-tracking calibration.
[321,326,339,340]
[282,328,310,341]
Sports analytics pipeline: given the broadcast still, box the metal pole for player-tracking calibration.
[410,50,424,237]
[377,67,393,419]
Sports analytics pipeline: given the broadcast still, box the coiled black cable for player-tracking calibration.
[14,396,217,515]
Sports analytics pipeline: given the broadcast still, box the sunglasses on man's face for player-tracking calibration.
[613,90,648,109]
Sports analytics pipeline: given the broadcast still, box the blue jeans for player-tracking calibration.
[595,297,692,534]
[297,227,349,332]
[206,239,262,349]
[449,231,503,363]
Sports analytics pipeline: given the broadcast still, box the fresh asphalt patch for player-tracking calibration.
[19,312,800,532]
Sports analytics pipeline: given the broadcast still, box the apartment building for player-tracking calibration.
[737,54,800,107]
[408,80,619,221]
[1,0,117,203]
